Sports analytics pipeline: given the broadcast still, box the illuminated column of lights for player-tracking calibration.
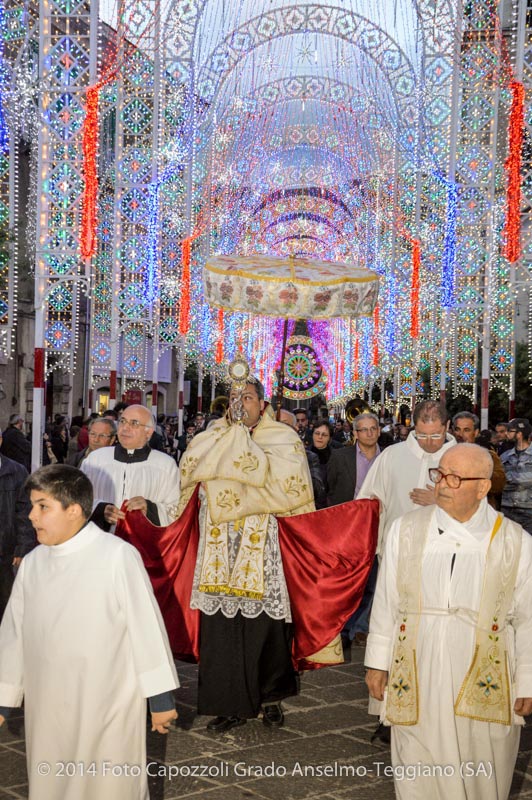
[508,0,531,400]
[106,0,159,401]
[450,0,512,419]
[90,83,118,405]
[158,0,200,390]
[479,2,513,427]
[31,0,94,467]
[416,0,461,403]
[148,0,162,418]
[0,0,18,364]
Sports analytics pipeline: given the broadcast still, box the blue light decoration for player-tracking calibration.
[434,170,457,310]
[385,270,397,357]
[225,311,239,362]
[0,0,8,153]
[144,165,181,306]
[199,303,213,357]
[144,182,159,306]
[360,316,371,379]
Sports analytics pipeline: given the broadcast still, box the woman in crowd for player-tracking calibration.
[310,421,335,507]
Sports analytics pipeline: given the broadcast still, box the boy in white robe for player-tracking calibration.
[0,464,179,800]
[366,444,532,800]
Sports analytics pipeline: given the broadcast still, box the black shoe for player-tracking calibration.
[206,715,247,733]
[262,703,284,728]
[371,722,391,744]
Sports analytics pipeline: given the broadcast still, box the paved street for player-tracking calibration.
[1,643,532,798]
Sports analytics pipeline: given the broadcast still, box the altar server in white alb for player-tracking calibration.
[82,404,180,529]
[365,444,532,800]
[0,465,179,800]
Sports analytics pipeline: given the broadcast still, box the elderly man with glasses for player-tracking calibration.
[82,404,180,530]
[358,400,456,557]
[366,443,532,799]
[69,416,117,468]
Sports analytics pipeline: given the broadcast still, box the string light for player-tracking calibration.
[434,171,457,309]
[215,308,224,364]
[372,304,379,366]
[503,80,524,264]
[80,85,100,259]
[410,239,420,339]
[0,0,8,153]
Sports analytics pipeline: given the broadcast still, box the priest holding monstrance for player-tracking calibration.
[118,354,378,732]
[117,254,380,732]
[177,357,316,731]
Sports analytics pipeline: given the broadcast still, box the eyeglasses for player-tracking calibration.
[415,432,445,441]
[356,427,379,433]
[429,468,486,489]
[118,418,151,429]
[89,432,113,440]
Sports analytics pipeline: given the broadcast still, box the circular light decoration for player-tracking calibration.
[273,335,327,400]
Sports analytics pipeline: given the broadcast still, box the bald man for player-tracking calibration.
[82,405,180,528]
[365,443,532,800]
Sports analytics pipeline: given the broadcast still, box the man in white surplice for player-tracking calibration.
[82,404,180,529]
[366,443,532,800]
[358,400,456,556]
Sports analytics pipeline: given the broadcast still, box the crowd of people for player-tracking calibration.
[0,393,531,799]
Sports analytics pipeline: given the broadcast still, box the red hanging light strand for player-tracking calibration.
[353,332,359,381]
[178,229,203,336]
[178,239,192,336]
[410,239,421,338]
[372,305,380,366]
[215,308,224,363]
[504,80,525,263]
[80,85,100,259]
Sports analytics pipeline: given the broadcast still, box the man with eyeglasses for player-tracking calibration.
[452,411,506,510]
[69,417,117,468]
[358,400,455,556]
[366,443,532,799]
[82,404,180,529]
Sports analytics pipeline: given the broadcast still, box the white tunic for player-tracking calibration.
[0,522,179,800]
[366,501,532,800]
[357,431,456,553]
[82,447,180,525]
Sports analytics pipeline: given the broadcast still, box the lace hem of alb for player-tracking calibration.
[192,498,291,622]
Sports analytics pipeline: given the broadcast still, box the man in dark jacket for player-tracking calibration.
[0,414,32,472]
[501,418,532,534]
[326,412,388,647]
[0,432,36,619]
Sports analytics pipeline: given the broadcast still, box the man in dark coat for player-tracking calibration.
[327,414,392,506]
[326,412,388,647]
[0,415,32,472]
[0,431,36,619]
